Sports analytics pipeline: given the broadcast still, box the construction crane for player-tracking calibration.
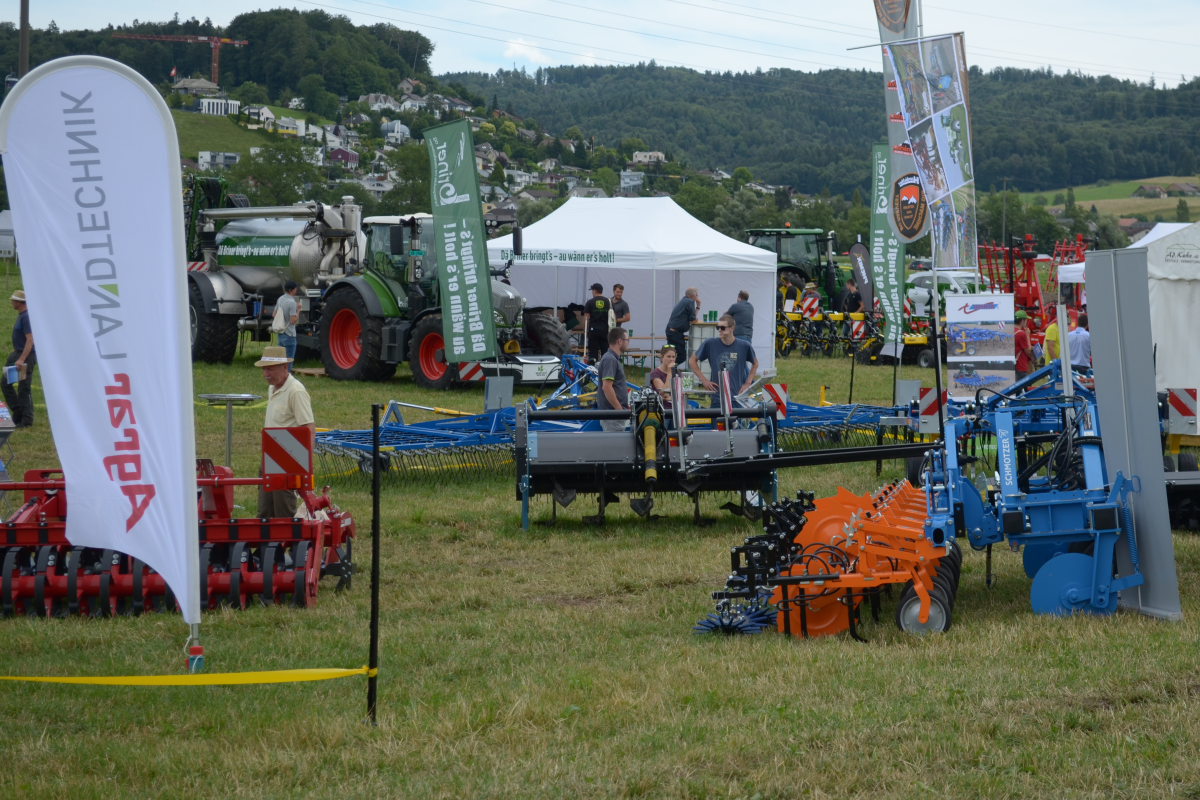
[111,33,248,85]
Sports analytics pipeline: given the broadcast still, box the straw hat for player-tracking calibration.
[254,345,293,367]
[10,290,25,303]
[804,282,817,290]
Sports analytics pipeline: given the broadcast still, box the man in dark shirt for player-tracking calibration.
[581,283,612,364]
[841,278,863,337]
[596,327,630,432]
[5,290,35,427]
[611,283,630,329]
[689,314,759,395]
[665,287,700,362]
[726,290,754,342]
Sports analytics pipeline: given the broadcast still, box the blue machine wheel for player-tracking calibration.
[1029,552,1118,616]
[1022,542,1066,578]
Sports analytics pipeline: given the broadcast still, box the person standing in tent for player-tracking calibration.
[611,283,630,329]
[582,283,613,364]
[690,314,759,396]
[726,290,754,343]
[666,287,700,362]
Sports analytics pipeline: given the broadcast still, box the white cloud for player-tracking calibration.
[504,38,552,65]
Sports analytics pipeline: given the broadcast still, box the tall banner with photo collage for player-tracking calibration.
[872,0,929,244]
[886,34,979,270]
[869,144,906,347]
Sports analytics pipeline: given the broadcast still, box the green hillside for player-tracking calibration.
[172,111,276,162]
[1020,176,1198,204]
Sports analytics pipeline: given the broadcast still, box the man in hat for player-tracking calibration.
[4,290,35,428]
[1014,310,1035,380]
[581,283,613,364]
[256,345,315,518]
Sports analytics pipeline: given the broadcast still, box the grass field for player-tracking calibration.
[172,110,277,163]
[1016,175,1199,221]
[1020,176,1199,205]
[2,272,1200,798]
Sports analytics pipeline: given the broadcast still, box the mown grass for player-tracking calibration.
[171,110,277,162]
[1,276,1199,799]
[1019,175,1199,204]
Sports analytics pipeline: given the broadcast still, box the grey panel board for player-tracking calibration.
[1087,248,1183,620]
[529,432,635,465]
[671,430,761,461]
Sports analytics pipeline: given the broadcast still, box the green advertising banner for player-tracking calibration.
[425,119,497,363]
[870,143,906,344]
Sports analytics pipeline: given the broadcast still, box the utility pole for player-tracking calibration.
[19,0,30,77]
[1000,177,1014,292]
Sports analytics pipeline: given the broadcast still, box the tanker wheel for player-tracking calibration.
[188,281,238,364]
[319,290,396,382]
[524,311,571,356]
[409,315,456,390]
[916,348,937,369]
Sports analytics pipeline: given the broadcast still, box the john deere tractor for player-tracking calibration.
[183,175,569,384]
[746,227,847,307]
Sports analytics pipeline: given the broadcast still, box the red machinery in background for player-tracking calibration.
[978,234,1095,344]
[0,428,355,617]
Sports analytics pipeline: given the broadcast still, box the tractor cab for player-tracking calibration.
[746,227,846,307]
[362,214,438,316]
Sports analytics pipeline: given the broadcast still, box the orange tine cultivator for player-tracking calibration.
[698,481,962,638]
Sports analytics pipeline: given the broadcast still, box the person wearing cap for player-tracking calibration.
[1014,310,1035,380]
[275,280,301,370]
[256,345,315,518]
[581,283,613,364]
[4,290,35,428]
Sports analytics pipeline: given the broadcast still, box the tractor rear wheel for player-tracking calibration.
[409,315,456,390]
[188,281,238,364]
[523,311,570,356]
[319,290,396,382]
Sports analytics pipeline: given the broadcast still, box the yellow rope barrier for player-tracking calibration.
[0,666,376,686]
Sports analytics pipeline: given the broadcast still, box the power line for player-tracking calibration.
[924,3,1200,50]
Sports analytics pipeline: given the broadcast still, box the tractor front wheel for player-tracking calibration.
[409,315,456,390]
[319,290,396,382]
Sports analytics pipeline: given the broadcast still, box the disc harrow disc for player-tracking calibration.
[1030,552,1116,616]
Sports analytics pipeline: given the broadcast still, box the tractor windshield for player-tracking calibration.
[779,234,820,268]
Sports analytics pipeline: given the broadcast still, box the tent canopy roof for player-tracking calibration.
[486,197,775,272]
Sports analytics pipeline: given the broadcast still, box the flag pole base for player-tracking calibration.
[186,623,204,673]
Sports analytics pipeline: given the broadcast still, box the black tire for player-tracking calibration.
[409,315,456,390]
[1180,452,1199,472]
[856,339,884,365]
[1164,456,1176,473]
[188,281,238,364]
[523,311,570,357]
[916,348,937,369]
[905,455,926,488]
[293,344,320,363]
[318,289,396,382]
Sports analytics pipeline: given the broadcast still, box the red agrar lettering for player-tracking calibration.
[103,373,155,531]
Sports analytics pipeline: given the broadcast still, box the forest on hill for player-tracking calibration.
[444,63,1200,197]
[0,10,433,106]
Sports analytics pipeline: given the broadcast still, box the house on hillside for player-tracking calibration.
[619,170,644,192]
[197,96,240,116]
[632,150,665,165]
[345,113,372,127]
[506,169,534,191]
[381,120,410,145]
[328,148,360,169]
[198,151,240,171]
[246,105,275,125]
[398,78,421,95]
[350,178,394,199]
[568,186,607,199]
[174,77,220,96]
[538,158,561,172]
[484,206,518,235]
[516,128,538,143]
[1133,184,1168,198]
[518,189,558,203]
[1168,182,1199,196]
[275,117,305,137]
[442,96,473,114]
[399,93,429,114]
[559,139,576,154]
[492,109,522,123]
[358,93,400,112]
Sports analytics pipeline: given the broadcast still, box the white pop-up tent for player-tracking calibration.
[1120,221,1200,392]
[487,197,777,371]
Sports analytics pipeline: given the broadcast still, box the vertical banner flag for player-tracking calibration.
[425,119,497,363]
[872,0,929,243]
[870,144,906,345]
[887,34,979,271]
[848,242,874,313]
[0,56,200,622]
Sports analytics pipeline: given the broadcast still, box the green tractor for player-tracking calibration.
[746,227,849,308]
[183,175,570,384]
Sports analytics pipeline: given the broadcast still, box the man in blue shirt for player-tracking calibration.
[4,290,35,427]
[596,327,630,431]
[665,288,700,362]
[1067,312,1091,370]
[689,314,759,394]
[725,290,754,342]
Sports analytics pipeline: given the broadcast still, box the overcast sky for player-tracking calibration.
[16,0,1200,89]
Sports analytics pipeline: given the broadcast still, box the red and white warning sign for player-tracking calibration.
[851,320,866,340]
[458,362,485,381]
[763,383,788,420]
[800,296,819,319]
[186,261,208,272]
[262,427,313,491]
[1167,388,1198,435]
[918,388,948,435]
